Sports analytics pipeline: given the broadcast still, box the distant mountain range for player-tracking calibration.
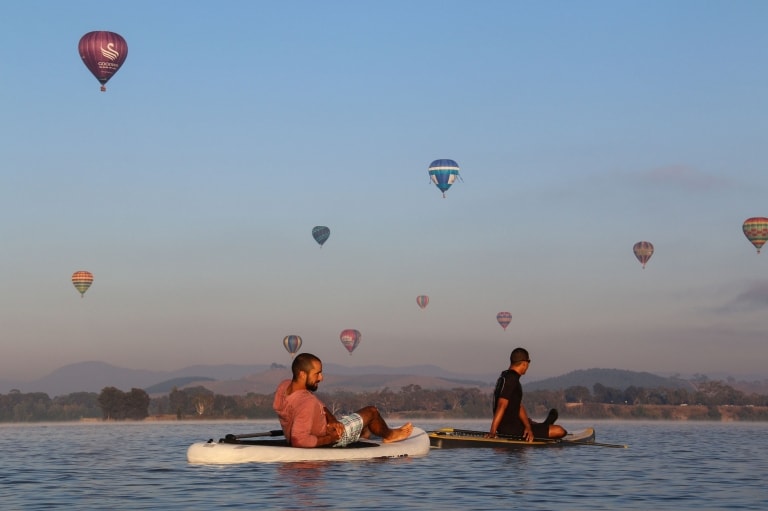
[0,361,498,396]
[526,368,696,392]
[2,361,765,397]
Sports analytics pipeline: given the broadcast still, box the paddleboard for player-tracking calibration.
[428,427,596,448]
[187,426,430,464]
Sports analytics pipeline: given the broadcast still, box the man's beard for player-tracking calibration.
[306,382,318,392]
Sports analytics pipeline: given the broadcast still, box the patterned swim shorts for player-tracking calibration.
[333,413,364,447]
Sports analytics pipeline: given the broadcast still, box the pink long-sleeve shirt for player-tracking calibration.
[272,379,328,447]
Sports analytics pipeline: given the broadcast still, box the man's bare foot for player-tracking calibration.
[382,422,414,443]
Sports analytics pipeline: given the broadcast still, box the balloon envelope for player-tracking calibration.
[78,31,128,91]
[633,241,654,268]
[416,295,429,309]
[339,329,361,355]
[283,335,302,357]
[312,226,331,247]
[72,270,94,297]
[742,217,768,254]
[428,159,460,198]
[496,312,512,331]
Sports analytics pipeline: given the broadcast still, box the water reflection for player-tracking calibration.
[275,461,329,510]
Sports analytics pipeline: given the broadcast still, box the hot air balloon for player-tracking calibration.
[78,31,128,91]
[72,270,94,298]
[416,295,429,310]
[283,335,302,357]
[633,241,654,269]
[742,217,768,254]
[312,226,331,247]
[428,159,461,198]
[496,312,512,331]
[339,329,361,355]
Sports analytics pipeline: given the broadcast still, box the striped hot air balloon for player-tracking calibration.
[71,271,94,298]
[428,159,461,198]
[496,312,512,331]
[742,217,768,254]
[416,295,429,310]
[283,335,303,357]
[633,241,654,269]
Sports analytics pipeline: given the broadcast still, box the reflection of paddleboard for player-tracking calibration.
[428,427,596,448]
[187,427,430,464]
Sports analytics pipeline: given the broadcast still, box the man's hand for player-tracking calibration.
[522,425,534,442]
[327,422,343,439]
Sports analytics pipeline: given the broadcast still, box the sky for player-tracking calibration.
[1,1,767,383]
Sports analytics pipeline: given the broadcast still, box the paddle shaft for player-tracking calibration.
[227,430,284,440]
[565,440,628,448]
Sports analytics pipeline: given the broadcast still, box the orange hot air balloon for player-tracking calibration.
[72,271,94,297]
[742,217,768,254]
[339,329,361,355]
[633,241,654,269]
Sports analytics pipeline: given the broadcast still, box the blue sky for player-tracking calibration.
[1,1,767,382]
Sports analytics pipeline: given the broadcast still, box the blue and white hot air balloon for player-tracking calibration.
[428,159,461,198]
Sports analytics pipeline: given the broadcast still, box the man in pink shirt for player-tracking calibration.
[273,353,414,448]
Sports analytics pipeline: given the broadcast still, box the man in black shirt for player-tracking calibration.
[487,347,567,441]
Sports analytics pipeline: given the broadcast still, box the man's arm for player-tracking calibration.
[487,398,508,437]
[518,404,534,442]
[290,404,341,448]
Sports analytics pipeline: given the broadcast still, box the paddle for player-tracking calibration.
[224,430,284,441]
[563,439,628,448]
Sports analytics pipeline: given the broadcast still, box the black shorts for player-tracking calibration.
[499,421,550,439]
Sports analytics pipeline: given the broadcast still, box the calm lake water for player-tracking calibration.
[0,419,765,510]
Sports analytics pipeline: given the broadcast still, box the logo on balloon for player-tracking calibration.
[101,43,120,61]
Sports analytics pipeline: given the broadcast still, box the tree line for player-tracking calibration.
[1,378,767,422]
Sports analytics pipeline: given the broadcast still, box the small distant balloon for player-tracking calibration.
[72,271,94,298]
[496,312,512,331]
[339,329,361,355]
[633,241,654,269]
[742,217,768,254]
[416,295,429,310]
[78,31,128,92]
[312,226,331,247]
[428,159,461,198]
[283,335,302,357]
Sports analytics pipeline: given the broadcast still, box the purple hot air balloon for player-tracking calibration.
[496,312,512,331]
[78,31,128,91]
[633,241,654,269]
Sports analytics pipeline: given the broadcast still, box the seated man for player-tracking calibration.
[487,347,567,441]
[273,352,413,447]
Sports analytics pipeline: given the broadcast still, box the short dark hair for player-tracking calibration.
[510,347,530,364]
[292,353,320,380]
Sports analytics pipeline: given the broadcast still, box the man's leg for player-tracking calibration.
[355,406,413,443]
